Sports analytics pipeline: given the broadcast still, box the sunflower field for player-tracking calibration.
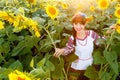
[0,0,120,80]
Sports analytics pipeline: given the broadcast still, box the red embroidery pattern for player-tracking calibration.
[77,37,87,46]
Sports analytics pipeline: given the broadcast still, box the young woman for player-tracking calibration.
[54,12,99,80]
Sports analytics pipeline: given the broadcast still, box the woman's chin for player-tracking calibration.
[76,29,82,32]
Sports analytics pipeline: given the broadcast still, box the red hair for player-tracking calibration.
[72,12,87,25]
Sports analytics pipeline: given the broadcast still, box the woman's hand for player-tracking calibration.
[53,48,65,57]
[106,24,116,34]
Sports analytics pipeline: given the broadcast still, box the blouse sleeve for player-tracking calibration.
[91,30,99,40]
[91,30,106,45]
[91,30,100,45]
[62,36,75,56]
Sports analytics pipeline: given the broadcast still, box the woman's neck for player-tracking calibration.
[76,30,86,39]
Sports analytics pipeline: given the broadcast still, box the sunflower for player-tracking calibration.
[98,0,109,9]
[26,0,36,5]
[8,70,31,80]
[90,6,95,11]
[114,7,120,18]
[61,3,68,9]
[45,5,58,19]
[115,3,120,9]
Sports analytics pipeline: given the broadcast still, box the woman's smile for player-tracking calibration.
[76,27,82,31]
[73,23,85,32]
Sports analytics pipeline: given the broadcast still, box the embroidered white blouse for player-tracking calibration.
[63,30,99,70]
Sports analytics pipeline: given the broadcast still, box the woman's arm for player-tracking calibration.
[53,36,74,57]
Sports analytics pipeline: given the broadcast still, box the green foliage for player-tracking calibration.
[85,66,98,80]
[0,0,120,80]
[0,67,12,79]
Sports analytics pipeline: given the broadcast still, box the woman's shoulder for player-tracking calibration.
[88,30,99,39]
[88,30,94,33]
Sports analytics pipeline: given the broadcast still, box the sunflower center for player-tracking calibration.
[18,77,25,80]
[63,4,67,7]
[49,7,56,15]
[101,1,107,7]
[27,0,34,3]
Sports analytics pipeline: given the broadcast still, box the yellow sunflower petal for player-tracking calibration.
[0,21,4,29]
[8,70,31,80]
[116,25,120,34]
[114,7,120,18]
[35,31,41,37]
[8,72,18,80]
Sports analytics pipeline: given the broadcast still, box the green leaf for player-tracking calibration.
[30,67,50,79]
[30,57,34,68]
[30,68,45,77]
[33,16,46,25]
[0,68,12,79]
[7,34,18,41]
[11,36,39,56]
[0,42,10,54]
[50,57,64,79]
[85,66,98,80]
[103,50,119,75]
[98,70,110,80]
[18,47,32,55]
[111,42,120,55]
[0,53,5,64]
[64,52,78,63]
[38,39,53,52]
[43,54,55,71]
[93,50,106,64]
[18,54,32,71]
[0,38,4,45]
[11,41,25,56]
[0,29,6,38]
[37,58,46,68]
[8,60,23,71]
[24,36,39,48]
[114,34,120,40]
[45,60,55,71]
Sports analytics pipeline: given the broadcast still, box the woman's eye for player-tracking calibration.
[74,23,77,25]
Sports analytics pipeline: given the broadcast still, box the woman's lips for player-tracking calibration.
[76,27,82,31]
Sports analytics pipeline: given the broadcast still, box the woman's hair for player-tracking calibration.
[72,12,87,25]
[71,12,87,45]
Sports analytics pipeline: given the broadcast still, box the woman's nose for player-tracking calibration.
[77,23,81,27]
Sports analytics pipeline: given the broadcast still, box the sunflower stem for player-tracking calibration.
[63,68,68,80]
[43,26,56,49]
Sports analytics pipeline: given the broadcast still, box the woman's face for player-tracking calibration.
[73,23,85,33]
